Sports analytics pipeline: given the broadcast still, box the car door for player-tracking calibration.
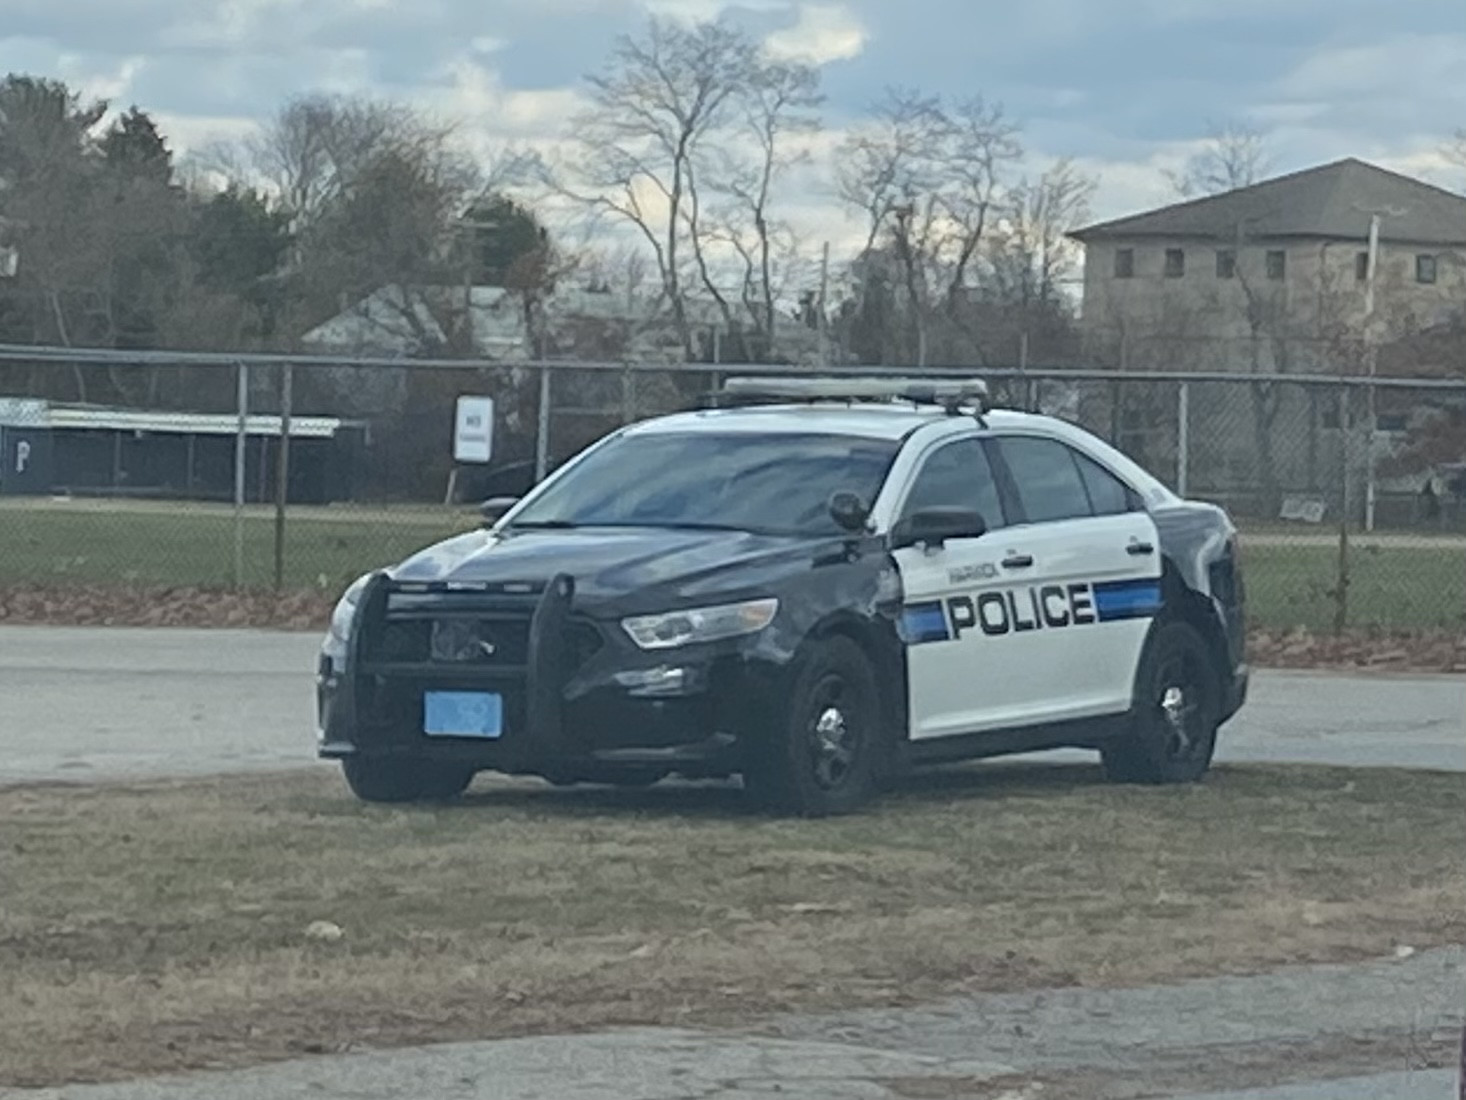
[889,434,1051,740]
[989,433,1163,723]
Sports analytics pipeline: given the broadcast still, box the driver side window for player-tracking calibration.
[901,438,1005,531]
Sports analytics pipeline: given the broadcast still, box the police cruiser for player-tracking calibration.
[316,376,1247,815]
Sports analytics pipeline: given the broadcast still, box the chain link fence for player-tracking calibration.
[0,344,1462,634]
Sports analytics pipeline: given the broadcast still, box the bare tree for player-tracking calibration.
[836,87,1022,364]
[699,55,822,359]
[1166,120,1272,198]
[836,88,949,256]
[986,159,1095,310]
[555,18,761,360]
[241,94,483,348]
[938,96,1023,307]
[1445,129,1466,174]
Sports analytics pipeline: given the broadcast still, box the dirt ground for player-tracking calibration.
[2,763,1461,1088]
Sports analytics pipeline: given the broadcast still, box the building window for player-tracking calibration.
[1266,250,1286,280]
[1417,254,1438,284]
[1164,249,1185,278]
[1216,249,1236,279]
[1356,252,1370,282]
[1114,248,1135,278]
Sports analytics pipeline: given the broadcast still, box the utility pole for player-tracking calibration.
[1363,213,1380,533]
[1353,203,1405,532]
[817,241,831,366]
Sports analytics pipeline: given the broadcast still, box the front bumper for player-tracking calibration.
[316,574,777,779]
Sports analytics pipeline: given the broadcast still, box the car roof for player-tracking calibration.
[628,402,1085,443]
[628,402,1035,442]
[626,402,1180,504]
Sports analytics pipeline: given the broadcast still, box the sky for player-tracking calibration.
[2,0,1463,256]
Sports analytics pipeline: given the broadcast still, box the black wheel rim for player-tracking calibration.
[1152,650,1209,761]
[806,672,860,790]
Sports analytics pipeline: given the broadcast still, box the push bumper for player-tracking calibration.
[316,573,773,779]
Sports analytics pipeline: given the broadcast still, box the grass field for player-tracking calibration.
[1,764,1461,1087]
[1,497,1462,630]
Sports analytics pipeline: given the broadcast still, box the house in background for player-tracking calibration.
[1067,159,1466,523]
[301,281,823,365]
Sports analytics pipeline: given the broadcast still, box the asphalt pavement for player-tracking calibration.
[5,948,1460,1099]
[0,625,1460,784]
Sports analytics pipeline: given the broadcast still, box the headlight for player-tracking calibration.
[621,598,778,651]
[328,573,372,646]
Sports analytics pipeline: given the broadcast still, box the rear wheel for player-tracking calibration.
[342,757,475,803]
[744,636,882,816]
[1102,620,1220,784]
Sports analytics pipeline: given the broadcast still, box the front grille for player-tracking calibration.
[430,617,532,665]
[361,595,603,673]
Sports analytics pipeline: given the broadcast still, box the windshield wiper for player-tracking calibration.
[506,519,580,530]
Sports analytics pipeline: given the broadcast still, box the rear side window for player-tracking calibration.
[997,436,1092,523]
[1073,451,1134,515]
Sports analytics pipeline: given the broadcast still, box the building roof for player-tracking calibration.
[1071,159,1466,246]
[0,397,351,438]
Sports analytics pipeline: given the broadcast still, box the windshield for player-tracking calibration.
[507,431,899,537]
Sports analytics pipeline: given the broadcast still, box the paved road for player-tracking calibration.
[6,948,1459,1099]
[0,626,1461,784]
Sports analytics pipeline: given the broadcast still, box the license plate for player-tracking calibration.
[423,691,503,739]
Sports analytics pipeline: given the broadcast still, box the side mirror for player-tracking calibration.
[828,490,870,533]
[479,497,519,527]
[890,507,986,551]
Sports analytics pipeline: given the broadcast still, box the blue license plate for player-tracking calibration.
[423,691,503,738]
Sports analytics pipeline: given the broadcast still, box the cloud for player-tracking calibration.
[764,3,867,65]
[641,0,789,21]
[1,0,1462,256]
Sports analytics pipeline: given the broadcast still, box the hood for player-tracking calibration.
[388,526,822,610]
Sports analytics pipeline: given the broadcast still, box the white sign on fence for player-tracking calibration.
[1279,496,1326,523]
[453,396,494,464]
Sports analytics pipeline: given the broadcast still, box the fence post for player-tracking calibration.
[534,365,551,483]
[233,361,249,589]
[1333,384,1350,635]
[1363,373,1378,532]
[1108,378,1122,447]
[1176,381,1190,497]
[273,361,293,592]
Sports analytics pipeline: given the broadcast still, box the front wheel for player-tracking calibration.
[744,636,882,816]
[1102,620,1221,785]
[342,756,475,803]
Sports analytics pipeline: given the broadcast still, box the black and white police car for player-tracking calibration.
[316,376,1247,815]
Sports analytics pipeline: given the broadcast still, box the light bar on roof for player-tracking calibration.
[722,375,989,405]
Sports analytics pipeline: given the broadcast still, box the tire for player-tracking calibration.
[744,636,883,816]
[1101,620,1221,785]
[342,756,474,803]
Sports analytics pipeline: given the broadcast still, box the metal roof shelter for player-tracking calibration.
[0,397,349,438]
[0,397,365,502]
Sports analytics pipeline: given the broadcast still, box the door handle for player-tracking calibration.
[1001,553,1034,570]
[1127,541,1155,556]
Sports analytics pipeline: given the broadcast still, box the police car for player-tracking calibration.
[316,376,1247,815]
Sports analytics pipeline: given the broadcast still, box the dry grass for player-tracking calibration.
[1,763,1462,1087]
